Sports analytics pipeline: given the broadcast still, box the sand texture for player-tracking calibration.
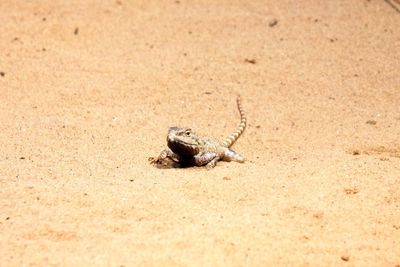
[1,0,400,266]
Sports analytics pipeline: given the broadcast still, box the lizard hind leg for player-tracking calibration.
[223,148,245,163]
[194,152,220,168]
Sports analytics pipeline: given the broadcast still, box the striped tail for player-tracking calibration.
[222,95,247,148]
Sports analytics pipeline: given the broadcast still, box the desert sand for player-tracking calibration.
[1,0,399,266]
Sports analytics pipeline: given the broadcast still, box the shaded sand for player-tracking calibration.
[1,0,399,266]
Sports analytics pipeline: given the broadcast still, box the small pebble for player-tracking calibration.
[341,255,350,261]
[269,18,278,27]
[244,58,256,64]
[344,188,359,195]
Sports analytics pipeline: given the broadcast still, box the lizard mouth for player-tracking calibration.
[167,137,199,156]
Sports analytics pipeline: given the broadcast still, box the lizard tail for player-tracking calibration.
[222,95,246,148]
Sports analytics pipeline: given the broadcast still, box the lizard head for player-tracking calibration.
[167,127,200,156]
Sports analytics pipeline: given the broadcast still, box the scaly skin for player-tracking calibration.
[150,96,246,169]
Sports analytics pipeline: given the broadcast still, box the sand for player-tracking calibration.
[1,0,399,266]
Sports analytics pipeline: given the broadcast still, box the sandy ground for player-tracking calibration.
[1,0,399,266]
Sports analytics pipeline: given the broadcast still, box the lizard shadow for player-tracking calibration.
[148,156,196,169]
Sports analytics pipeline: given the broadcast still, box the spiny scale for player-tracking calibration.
[222,95,247,148]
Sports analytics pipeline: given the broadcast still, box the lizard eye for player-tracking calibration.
[185,131,191,136]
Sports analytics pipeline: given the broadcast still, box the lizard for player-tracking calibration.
[149,95,246,169]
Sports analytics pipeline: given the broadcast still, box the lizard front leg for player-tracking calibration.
[149,148,182,166]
